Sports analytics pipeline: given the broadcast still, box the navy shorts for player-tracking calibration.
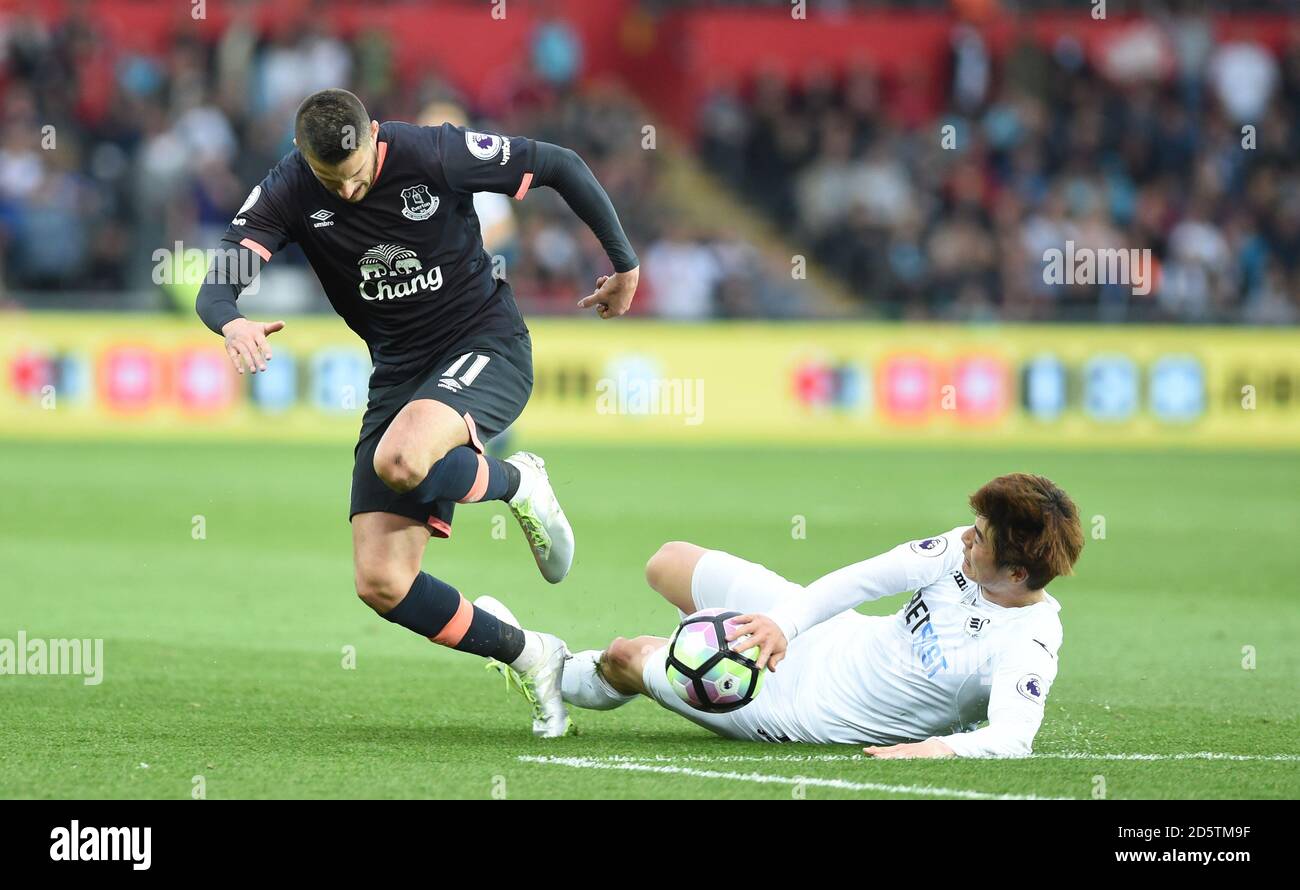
[349,329,533,536]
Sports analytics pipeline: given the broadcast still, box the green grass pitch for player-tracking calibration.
[1,439,1296,799]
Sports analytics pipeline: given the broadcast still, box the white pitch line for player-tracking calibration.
[517,755,1069,800]
[560,751,1300,765]
[1037,751,1300,763]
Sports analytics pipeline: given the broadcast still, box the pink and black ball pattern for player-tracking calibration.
[665,608,764,713]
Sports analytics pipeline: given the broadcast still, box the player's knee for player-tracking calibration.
[373,446,429,494]
[603,635,661,687]
[354,566,414,613]
[603,636,635,673]
[601,636,647,688]
[645,541,691,592]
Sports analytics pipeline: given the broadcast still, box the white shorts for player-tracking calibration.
[640,549,854,743]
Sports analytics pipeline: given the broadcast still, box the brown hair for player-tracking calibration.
[295,89,370,165]
[969,473,1083,590]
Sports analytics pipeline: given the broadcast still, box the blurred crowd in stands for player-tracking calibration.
[0,6,796,318]
[649,0,1298,10]
[700,8,1300,322]
[1,2,1298,323]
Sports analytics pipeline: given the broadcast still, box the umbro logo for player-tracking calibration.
[437,352,491,393]
[310,209,335,228]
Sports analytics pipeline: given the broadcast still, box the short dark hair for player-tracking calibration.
[969,473,1083,590]
[294,89,370,165]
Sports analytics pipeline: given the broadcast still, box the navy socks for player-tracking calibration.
[381,571,526,662]
[414,446,520,504]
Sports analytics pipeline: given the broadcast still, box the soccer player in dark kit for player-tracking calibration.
[195,89,640,737]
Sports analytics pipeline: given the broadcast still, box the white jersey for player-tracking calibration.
[640,528,1063,755]
[755,527,1063,755]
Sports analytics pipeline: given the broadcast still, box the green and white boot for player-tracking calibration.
[476,595,575,739]
[505,451,574,584]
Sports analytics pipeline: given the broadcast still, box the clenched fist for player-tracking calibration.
[577,267,639,319]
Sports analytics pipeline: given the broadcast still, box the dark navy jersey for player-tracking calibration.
[221,121,534,384]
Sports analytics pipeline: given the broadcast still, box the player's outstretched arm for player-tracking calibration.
[530,142,640,318]
[197,165,294,374]
[763,533,961,648]
[723,540,954,671]
[195,246,285,375]
[728,533,960,672]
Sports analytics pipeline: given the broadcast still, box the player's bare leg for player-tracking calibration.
[351,511,571,736]
[645,541,709,614]
[561,634,665,709]
[600,635,669,695]
[560,543,706,710]
[352,511,429,613]
[373,398,574,583]
[372,399,470,493]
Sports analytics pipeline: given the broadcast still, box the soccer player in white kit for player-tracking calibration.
[558,473,1084,758]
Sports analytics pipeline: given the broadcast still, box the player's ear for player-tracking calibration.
[370,120,380,141]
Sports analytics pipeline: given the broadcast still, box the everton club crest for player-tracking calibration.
[401,184,439,221]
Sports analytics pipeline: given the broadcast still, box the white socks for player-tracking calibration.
[561,649,636,710]
[509,630,546,674]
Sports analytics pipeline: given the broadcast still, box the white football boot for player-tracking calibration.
[475,595,575,739]
[505,451,574,584]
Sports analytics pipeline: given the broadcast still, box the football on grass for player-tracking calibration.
[665,608,764,713]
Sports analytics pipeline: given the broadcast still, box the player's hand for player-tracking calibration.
[863,739,956,760]
[221,318,285,374]
[726,613,787,673]
[577,266,638,319]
